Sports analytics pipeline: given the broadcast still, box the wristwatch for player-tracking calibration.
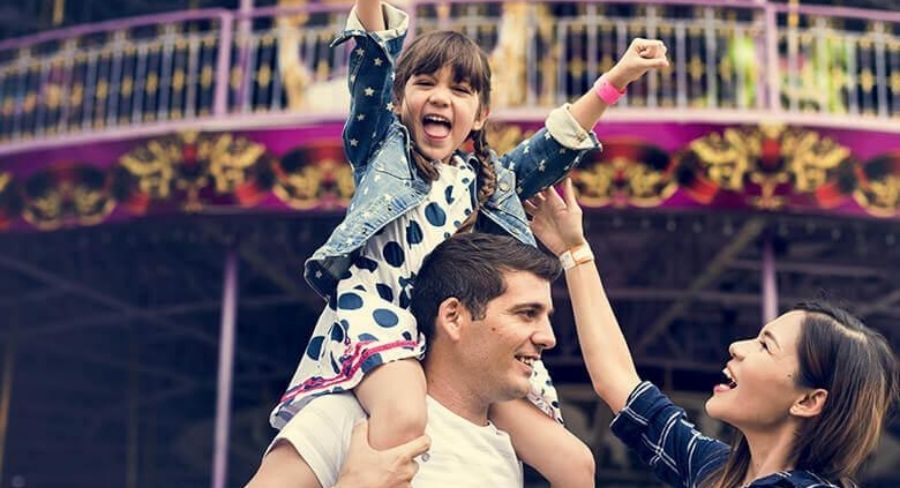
[559,243,594,271]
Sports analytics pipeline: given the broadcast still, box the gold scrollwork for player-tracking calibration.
[853,155,899,218]
[685,125,853,210]
[573,150,676,208]
[783,130,850,192]
[273,154,354,210]
[854,177,898,217]
[21,166,116,230]
[688,128,754,191]
[119,131,267,210]
[486,123,533,155]
[206,134,267,193]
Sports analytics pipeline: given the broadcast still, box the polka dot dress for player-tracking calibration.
[272,158,563,428]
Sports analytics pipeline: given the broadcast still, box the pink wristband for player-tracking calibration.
[593,76,626,105]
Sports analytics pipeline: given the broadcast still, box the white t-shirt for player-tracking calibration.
[273,393,523,487]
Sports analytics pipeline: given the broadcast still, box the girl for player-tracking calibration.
[526,179,898,487]
[271,0,667,483]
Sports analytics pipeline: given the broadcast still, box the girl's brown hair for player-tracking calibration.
[706,301,898,488]
[392,30,495,231]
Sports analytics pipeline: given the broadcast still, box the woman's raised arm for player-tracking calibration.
[525,179,641,412]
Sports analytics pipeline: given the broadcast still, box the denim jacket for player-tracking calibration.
[304,4,601,299]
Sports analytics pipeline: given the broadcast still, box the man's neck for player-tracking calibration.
[424,361,491,426]
[741,424,798,484]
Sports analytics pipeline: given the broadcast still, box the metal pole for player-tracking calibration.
[127,323,139,488]
[52,0,65,26]
[236,0,255,112]
[213,13,234,116]
[0,321,16,484]
[761,231,778,323]
[764,2,781,112]
[212,249,239,488]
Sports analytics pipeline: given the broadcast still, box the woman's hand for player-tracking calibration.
[524,178,587,256]
[605,38,669,89]
[334,421,431,488]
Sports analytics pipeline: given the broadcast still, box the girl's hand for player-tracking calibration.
[524,178,587,256]
[605,38,669,89]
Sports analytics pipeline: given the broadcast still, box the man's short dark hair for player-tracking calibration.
[410,233,562,339]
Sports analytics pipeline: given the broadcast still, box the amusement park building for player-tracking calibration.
[0,1,897,487]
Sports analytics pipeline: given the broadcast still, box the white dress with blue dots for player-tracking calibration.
[271,157,561,429]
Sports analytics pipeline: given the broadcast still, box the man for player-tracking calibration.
[247,233,562,487]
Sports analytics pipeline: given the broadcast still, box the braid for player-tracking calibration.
[473,129,497,206]
[411,144,440,182]
[456,129,496,234]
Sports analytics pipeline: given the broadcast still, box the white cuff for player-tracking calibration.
[345,3,409,41]
[545,103,599,150]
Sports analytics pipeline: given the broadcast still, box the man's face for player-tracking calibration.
[460,270,556,403]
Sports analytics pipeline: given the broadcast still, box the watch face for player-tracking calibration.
[572,245,594,264]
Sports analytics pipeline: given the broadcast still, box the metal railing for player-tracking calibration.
[0,0,897,151]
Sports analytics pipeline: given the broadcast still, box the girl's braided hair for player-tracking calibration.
[392,30,495,232]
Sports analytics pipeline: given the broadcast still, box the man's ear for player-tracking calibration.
[436,297,467,342]
[790,388,828,418]
[472,106,491,131]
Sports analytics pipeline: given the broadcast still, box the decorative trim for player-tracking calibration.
[0,122,894,232]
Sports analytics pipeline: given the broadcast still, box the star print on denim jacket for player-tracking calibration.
[304,3,602,300]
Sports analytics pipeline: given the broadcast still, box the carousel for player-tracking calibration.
[0,1,896,487]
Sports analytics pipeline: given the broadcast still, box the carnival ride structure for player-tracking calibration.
[0,1,897,486]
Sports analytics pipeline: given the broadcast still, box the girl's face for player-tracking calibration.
[398,65,488,164]
[706,311,808,432]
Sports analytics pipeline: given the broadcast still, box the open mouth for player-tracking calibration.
[718,368,738,390]
[422,114,452,139]
[515,355,537,369]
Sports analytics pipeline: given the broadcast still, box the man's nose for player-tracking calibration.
[533,319,557,351]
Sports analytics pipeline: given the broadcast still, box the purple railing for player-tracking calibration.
[0,0,897,154]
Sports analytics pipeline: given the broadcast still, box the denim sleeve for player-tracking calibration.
[610,382,730,488]
[497,106,601,200]
[331,4,408,179]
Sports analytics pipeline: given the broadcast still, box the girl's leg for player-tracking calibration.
[490,398,595,488]
[354,358,427,450]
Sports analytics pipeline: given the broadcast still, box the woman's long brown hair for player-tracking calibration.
[703,301,898,488]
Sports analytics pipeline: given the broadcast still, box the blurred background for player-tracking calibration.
[0,0,897,486]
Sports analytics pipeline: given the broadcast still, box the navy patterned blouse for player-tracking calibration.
[610,382,843,488]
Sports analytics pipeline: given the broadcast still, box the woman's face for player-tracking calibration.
[706,311,808,431]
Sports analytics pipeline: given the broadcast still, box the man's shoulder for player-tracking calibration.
[281,392,365,441]
[303,392,366,422]
[417,397,523,486]
[276,393,366,488]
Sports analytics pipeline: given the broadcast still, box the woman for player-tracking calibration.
[525,179,898,488]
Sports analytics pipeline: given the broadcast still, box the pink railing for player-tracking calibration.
[0,0,897,153]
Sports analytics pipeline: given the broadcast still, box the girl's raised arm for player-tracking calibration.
[525,179,640,412]
[355,0,386,32]
[334,2,407,177]
[568,38,669,132]
[496,39,668,202]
